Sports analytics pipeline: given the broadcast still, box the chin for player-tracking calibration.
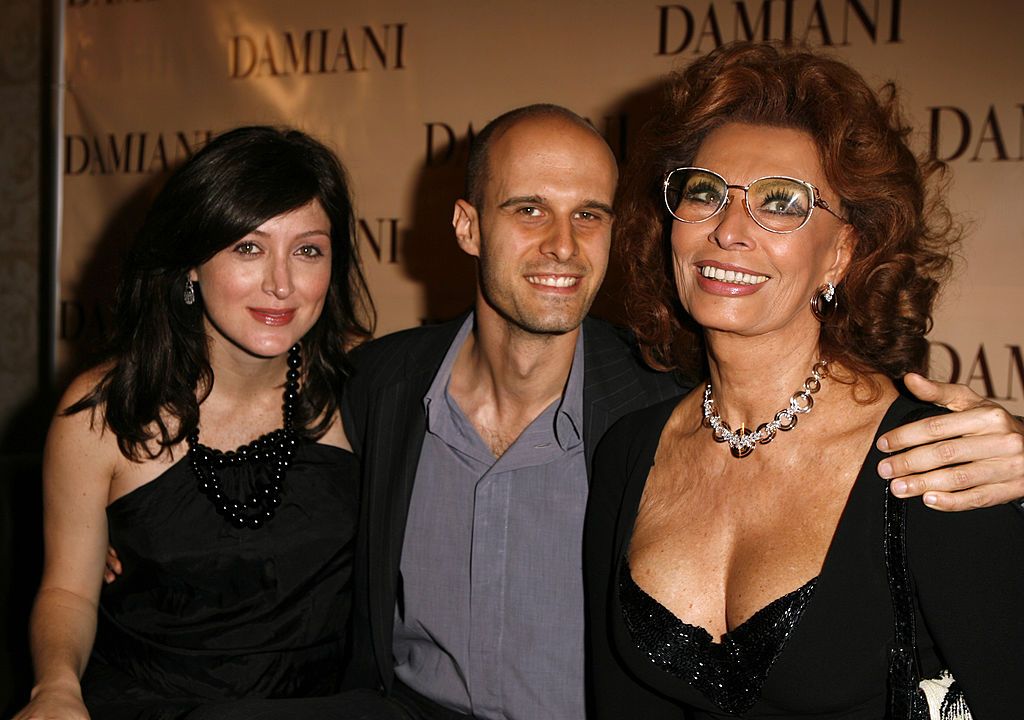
[518,318,584,335]
[487,295,587,336]
[684,295,748,322]
[236,335,302,359]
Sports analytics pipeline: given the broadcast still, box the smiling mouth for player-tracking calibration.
[699,266,769,286]
[526,275,580,288]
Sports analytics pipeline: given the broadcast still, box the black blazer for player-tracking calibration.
[340,314,687,692]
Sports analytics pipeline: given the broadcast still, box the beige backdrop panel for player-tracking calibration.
[60,0,1024,412]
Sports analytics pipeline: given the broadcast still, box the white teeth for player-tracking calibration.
[700,266,768,285]
[527,275,579,288]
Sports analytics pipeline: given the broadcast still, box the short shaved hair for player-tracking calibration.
[464,104,603,208]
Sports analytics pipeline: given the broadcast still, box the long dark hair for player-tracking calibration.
[69,125,375,460]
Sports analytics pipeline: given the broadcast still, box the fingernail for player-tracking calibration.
[878,461,893,478]
[924,493,938,507]
[891,480,907,495]
[877,437,890,451]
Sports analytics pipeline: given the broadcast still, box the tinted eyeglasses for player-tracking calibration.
[663,167,847,234]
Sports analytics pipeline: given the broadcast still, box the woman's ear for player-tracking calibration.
[828,223,856,285]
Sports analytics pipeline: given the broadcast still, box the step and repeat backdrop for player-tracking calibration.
[59,0,1023,412]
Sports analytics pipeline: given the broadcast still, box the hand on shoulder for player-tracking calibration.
[879,373,1024,511]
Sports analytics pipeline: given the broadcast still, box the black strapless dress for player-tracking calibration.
[80,442,358,720]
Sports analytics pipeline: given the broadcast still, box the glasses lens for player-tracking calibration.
[747,177,812,232]
[665,169,726,222]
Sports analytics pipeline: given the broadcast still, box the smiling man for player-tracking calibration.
[340,106,686,720]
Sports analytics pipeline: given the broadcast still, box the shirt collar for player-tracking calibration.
[423,313,585,452]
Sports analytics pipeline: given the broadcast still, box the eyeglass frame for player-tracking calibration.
[662,166,848,234]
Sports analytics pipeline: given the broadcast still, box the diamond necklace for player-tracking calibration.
[702,360,828,458]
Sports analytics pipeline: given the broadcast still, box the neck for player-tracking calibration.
[704,323,823,431]
[205,335,291,401]
[451,302,579,427]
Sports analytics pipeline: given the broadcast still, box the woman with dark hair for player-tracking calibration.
[584,43,1024,718]
[15,126,373,719]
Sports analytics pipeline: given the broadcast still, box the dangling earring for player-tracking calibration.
[184,278,196,306]
[810,281,837,322]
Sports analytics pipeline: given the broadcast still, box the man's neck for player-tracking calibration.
[448,307,581,458]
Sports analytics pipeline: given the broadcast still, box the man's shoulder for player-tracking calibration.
[357,320,459,354]
[581,316,690,396]
[580,316,643,371]
[348,317,468,391]
[350,317,463,370]
[606,395,684,447]
[581,315,632,345]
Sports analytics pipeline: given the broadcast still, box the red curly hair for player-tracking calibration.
[618,42,958,380]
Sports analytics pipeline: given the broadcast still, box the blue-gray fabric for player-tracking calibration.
[392,315,589,720]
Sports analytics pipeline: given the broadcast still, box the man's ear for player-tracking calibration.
[453,199,481,258]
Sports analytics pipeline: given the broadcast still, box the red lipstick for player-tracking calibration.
[248,308,296,326]
[694,262,769,297]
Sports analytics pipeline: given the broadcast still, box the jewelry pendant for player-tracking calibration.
[730,426,754,458]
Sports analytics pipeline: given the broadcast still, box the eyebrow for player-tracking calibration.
[249,228,331,238]
[498,194,544,210]
[581,200,616,217]
[498,195,615,217]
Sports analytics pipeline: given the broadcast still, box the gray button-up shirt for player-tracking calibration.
[393,315,589,720]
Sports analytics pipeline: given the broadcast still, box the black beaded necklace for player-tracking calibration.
[187,344,301,529]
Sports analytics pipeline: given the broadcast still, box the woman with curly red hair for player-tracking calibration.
[584,43,1024,718]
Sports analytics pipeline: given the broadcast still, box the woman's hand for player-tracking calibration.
[878,373,1024,510]
[13,681,90,720]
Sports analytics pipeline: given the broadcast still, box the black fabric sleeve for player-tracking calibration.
[339,344,368,454]
[338,344,378,691]
[907,496,1024,718]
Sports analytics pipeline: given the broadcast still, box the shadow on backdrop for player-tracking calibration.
[591,75,674,328]
[399,128,476,325]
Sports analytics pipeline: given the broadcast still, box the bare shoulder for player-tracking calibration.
[58,364,108,411]
[45,365,120,482]
[843,372,901,431]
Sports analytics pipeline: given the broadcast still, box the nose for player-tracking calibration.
[709,190,756,250]
[262,255,293,299]
[539,215,579,262]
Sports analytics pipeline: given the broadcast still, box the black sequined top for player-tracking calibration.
[584,395,1024,719]
[620,564,816,714]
